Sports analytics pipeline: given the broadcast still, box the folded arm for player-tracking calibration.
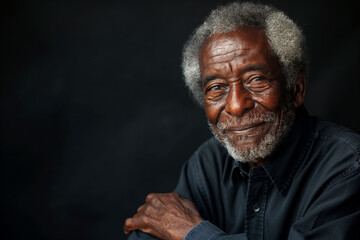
[124,192,203,240]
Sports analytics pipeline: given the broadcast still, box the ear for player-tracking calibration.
[292,70,306,107]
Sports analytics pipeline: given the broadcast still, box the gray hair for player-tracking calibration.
[182,1,307,105]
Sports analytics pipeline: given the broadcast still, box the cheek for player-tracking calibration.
[253,87,287,112]
[204,100,224,124]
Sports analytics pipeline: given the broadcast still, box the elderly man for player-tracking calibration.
[124,2,360,240]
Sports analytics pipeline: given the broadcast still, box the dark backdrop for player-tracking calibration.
[1,0,359,239]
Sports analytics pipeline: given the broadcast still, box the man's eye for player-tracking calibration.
[205,84,227,97]
[210,85,223,91]
[245,76,270,92]
[205,84,225,93]
[248,76,269,86]
[253,77,265,82]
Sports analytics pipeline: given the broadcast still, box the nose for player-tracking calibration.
[224,84,254,116]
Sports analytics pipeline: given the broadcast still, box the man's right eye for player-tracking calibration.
[205,84,227,98]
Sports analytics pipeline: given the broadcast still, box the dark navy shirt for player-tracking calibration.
[128,108,360,240]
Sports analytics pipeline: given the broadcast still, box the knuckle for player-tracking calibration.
[144,205,153,215]
[146,193,156,202]
[150,196,159,205]
[137,205,144,212]
[142,215,150,225]
[170,192,180,199]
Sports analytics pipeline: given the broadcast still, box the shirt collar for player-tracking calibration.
[231,106,315,195]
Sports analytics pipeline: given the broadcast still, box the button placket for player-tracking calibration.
[245,167,269,240]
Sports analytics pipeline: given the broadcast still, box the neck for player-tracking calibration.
[248,159,264,168]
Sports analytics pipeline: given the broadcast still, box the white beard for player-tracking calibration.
[209,105,295,163]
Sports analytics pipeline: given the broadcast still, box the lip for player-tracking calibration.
[225,122,266,136]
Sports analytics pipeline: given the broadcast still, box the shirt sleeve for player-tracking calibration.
[127,139,249,240]
[127,230,159,240]
[174,148,248,240]
[173,154,211,220]
[288,162,360,239]
[185,221,248,240]
[127,222,248,240]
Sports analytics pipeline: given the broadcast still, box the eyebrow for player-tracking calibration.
[202,64,270,85]
[203,75,219,85]
[243,64,270,74]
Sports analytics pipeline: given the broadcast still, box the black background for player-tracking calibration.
[1,0,359,239]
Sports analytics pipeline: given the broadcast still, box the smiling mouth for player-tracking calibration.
[224,122,266,136]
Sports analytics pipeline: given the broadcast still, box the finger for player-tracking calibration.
[170,192,180,198]
[123,218,135,235]
[137,204,145,212]
[145,193,157,202]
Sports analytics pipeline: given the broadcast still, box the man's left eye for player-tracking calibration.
[253,77,265,82]
[248,76,269,85]
[245,76,270,91]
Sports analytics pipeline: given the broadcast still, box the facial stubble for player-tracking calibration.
[209,104,296,163]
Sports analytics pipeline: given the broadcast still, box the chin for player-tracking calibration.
[223,131,278,163]
[209,105,296,163]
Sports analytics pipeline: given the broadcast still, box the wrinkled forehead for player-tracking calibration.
[199,28,274,69]
[200,28,269,57]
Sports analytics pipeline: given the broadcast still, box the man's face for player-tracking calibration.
[199,28,296,164]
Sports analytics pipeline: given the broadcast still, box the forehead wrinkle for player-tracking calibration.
[209,40,249,52]
[208,50,251,65]
[209,49,250,59]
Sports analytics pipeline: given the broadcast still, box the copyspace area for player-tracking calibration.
[1,0,359,239]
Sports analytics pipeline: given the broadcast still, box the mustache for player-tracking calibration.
[216,111,276,132]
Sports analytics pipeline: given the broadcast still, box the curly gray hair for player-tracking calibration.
[182,1,307,105]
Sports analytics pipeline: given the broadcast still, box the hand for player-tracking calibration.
[124,192,203,240]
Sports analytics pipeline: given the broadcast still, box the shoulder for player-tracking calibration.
[313,117,360,159]
[306,117,360,188]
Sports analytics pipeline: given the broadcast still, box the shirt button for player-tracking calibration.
[253,204,260,213]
